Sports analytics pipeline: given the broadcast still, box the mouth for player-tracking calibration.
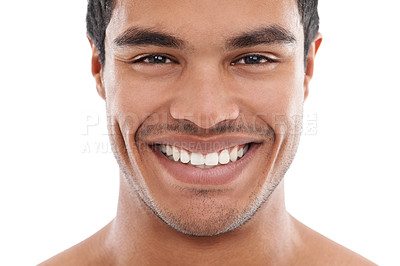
[158,143,250,169]
[145,139,261,186]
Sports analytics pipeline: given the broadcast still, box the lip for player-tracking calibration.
[146,141,261,186]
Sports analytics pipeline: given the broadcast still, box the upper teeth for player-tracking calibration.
[160,144,250,168]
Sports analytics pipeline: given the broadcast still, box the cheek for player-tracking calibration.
[240,70,303,109]
[103,65,175,132]
[234,66,305,135]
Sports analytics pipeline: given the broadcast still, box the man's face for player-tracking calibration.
[100,0,308,236]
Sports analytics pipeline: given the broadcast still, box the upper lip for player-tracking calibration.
[143,134,263,153]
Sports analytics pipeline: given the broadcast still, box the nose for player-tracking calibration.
[170,65,239,129]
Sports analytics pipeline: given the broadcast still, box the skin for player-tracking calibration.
[40,0,376,265]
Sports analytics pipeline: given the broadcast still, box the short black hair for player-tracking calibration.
[298,0,320,65]
[86,0,114,65]
[86,0,319,66]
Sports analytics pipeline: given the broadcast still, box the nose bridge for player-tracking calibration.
[170,63,239,129]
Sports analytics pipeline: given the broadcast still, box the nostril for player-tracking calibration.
[170,103,240,129]
[169,85,240,128]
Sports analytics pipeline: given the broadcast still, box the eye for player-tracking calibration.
[231,54,276,65]
[132,54,176,64]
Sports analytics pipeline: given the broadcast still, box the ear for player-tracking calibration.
[88,37,106,100]
[303,33,323,101]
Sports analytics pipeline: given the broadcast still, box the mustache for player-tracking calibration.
[135,118,274,141]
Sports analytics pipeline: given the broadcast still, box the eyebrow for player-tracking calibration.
[226,25,296,49]
[112,24,296,50]
[113,27,185,48]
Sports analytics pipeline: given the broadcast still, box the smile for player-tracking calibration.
[159,144,250,169]
[145,138,261,186]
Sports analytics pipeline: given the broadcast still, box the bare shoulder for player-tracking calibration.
[38,224,112,266]
[292,217,376,266]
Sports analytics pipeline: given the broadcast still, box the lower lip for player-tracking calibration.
[150,144,260,186]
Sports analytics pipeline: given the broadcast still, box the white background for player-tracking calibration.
[1,1,399,265]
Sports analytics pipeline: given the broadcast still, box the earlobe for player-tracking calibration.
[88,37,106,101]
[303,33,323,101]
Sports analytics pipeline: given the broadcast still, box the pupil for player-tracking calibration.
[151,55,165,64]
[245,56,260,64]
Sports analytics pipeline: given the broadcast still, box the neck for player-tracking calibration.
[106,173,298,265]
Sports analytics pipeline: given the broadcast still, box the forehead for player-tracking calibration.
[106,0,302,47]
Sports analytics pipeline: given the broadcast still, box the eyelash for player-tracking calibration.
[131,54,176,64]
[131,53,277,65]
[231,54,277,65]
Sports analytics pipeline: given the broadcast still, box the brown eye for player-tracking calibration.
[133,54,176,64]
[232,55,276,65]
